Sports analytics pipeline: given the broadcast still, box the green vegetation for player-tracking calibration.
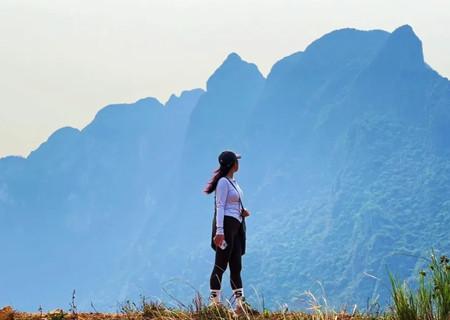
[389,250,450,320]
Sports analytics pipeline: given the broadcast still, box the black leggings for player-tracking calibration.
[210,216,243,290]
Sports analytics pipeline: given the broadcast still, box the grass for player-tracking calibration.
[388,249,450,320]
[4,291,392,320]
[3,251,448,320]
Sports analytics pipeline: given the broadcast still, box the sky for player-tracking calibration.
[1,0,449,158]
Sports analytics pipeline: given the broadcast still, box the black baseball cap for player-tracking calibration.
[218,150,241,167]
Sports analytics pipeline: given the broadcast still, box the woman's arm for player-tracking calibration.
[215,178,228,235]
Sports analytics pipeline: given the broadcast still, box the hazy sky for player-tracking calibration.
[1,0,449,158]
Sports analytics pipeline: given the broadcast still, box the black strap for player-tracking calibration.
[224,177,245,213]
[214,191,216,215]
[225,177,247,230]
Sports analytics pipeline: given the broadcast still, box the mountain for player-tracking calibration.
[1,24,449,312]
[238,25,450,307]
[0,89,204,310]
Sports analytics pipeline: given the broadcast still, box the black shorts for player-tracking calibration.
[211,215,246,256]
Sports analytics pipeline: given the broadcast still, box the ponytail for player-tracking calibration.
[203,163,234,194]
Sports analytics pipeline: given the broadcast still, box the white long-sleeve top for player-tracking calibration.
[215,176,244,235]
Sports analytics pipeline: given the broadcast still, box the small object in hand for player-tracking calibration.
[219,239,227,250]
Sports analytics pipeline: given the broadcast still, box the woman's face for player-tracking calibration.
[233,159,239,172]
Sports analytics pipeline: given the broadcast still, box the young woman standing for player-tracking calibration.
[203,150,251,315]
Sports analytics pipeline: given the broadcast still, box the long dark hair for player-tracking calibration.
[203,162,235,194]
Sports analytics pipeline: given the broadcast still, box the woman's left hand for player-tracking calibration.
[241,208,250,217]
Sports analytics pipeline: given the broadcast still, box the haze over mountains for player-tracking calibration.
[1,24,449,311]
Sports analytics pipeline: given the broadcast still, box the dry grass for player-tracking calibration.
[8,310,390,320]
[1,290,391,320]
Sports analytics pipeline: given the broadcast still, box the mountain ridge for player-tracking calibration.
[1,24,449,312]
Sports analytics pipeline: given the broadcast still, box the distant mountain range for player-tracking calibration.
[1,24,449,312]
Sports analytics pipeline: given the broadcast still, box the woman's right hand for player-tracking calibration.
[214,234,225,248]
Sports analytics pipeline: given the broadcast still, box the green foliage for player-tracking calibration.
[431,253,450,320]
[119,294,175,319]
[47,309,66,320]
[389,250,450,320]
[388,272,418,320]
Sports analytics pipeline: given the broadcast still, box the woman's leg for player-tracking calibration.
[229,231,243,290]
[209,217,239,290]
[209,245,229,290]
[229,226,245,312]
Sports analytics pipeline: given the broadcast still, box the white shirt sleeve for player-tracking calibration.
[215,178,228,235]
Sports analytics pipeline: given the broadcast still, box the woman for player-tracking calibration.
[203,150,251,314]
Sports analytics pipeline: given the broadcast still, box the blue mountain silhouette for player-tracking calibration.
[0,25,449,312]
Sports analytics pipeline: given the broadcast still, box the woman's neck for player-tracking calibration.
[226,172,234,179]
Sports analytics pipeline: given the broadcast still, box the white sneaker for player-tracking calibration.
[208,289,222,307]
[235,298,249,315]
[232,288,245,315]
